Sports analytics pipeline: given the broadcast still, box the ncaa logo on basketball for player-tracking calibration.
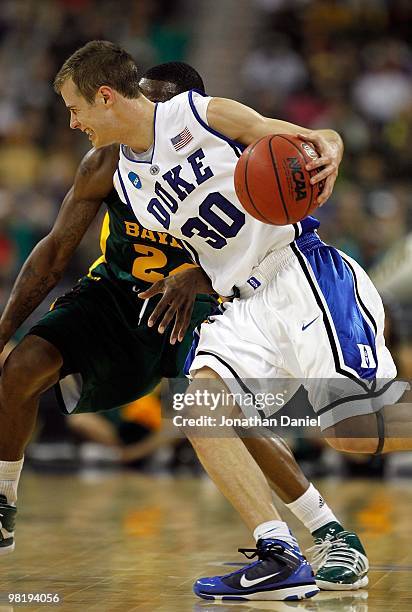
[128,172,142,189]
[301,143,317,160]
[287,158,307,202]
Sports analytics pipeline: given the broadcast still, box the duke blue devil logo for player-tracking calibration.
[357,344,377,369]
[128,172,142,189]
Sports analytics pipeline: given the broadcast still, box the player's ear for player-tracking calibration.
[98,86,115,107]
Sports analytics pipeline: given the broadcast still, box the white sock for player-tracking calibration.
[254,520,298,548]
[285,483,339,534]
[0,458,24,506]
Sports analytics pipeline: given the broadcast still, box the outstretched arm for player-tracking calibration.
[0,145,118,352]
[207,98,343,206]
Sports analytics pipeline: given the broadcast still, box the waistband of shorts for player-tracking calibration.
[295,230,323,255]
[236,231,322,299]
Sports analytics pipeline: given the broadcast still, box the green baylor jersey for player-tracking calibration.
[28,188,216,414]
[89,189,196,287]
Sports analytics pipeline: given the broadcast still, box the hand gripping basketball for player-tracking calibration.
[234,134,326,225]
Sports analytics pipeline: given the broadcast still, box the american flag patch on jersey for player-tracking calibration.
[171,127,193,150]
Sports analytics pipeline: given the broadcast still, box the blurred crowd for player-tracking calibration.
[244,0,412,275]
[0,0,411,474]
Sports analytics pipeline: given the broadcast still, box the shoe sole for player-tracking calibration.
[195,584,320,601]
[0,543,15,556]
[316,575,369,591]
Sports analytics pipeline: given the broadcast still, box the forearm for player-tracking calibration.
[191,267,216,295]
[255,119,343,160]
[207,98,344,158]
[0,238,65,341]
[0,150,113,345]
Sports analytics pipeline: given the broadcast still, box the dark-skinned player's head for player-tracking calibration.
[139,62,205,103]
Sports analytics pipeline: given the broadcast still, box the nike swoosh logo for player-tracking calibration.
[302,316,319,331]
[240,571,282,588]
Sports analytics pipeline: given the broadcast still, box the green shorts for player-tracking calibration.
[28,275,216,414]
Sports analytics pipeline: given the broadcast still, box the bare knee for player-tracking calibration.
[323,413,379,453]
[187,367,226,405]
[191,366,222,381]
[323,436,377,453]
[183,367,238,438]
[1,335,63,401]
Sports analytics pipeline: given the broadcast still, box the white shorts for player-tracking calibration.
[188,232,406,430]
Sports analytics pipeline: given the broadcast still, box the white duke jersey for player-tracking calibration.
[114,90,319,296]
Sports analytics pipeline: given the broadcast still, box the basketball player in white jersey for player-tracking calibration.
[52,41,410,601]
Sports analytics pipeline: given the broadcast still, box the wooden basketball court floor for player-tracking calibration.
[1,470,411,611]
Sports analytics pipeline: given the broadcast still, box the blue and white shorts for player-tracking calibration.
[188,232,406,430]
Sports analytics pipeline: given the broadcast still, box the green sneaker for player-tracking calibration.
[308,523,369,590]
[0,494,16,555]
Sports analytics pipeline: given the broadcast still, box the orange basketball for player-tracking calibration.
[234,134,324,225]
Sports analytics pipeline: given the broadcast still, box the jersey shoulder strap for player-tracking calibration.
[156,90,212,135]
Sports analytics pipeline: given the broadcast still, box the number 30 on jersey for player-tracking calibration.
[149,190,245,250]
[146,148,246,249]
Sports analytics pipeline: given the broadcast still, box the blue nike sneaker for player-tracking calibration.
[193,538,319,601]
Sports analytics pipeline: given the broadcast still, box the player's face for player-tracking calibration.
[138,78,178,103]
[60,78,115,148]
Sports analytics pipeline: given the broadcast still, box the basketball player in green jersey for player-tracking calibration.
[0,62,367,590]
